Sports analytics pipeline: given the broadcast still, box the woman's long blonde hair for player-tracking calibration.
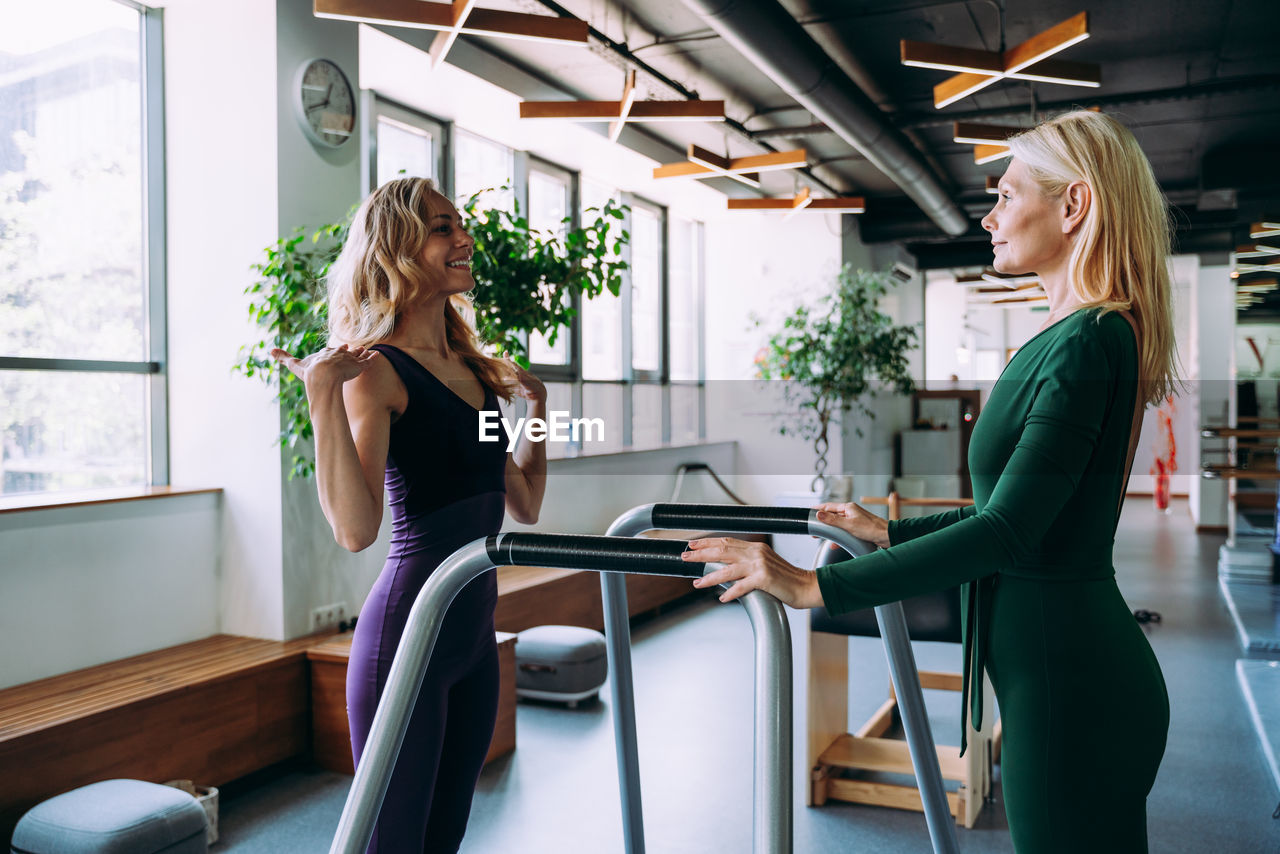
[1008,110,1180,407]
[327,177,514,402]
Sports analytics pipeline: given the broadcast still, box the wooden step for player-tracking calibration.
[818,733,967,782]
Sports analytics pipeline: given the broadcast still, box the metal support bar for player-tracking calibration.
[604,503,960,854]
[605,504,792,854]
[330,530,788,854]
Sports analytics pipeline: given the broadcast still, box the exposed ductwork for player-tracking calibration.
[676,0,970,237]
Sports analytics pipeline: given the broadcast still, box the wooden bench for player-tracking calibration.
[307,632,518,774]
[0,544,705,847]
[0,634,319,847]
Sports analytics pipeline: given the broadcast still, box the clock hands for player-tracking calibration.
[306,82,333,113]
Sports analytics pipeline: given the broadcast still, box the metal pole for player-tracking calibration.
[739,585,793,853]
[807,513,960,854]
[329,539,497,854]
[611,503,960,854]
[602,506,656,854]
[606,505,795,854]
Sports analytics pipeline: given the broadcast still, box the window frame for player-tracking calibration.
[357,106,707,453]
[363,94,449,194]
[0,0,170,492]
[523,154,579,383]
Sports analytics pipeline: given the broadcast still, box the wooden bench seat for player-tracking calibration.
[0,634,320,847]
[1,545,706,847]
[307,632,518,775]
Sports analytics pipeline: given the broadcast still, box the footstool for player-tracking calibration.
[515,625,608,707]
[11,779,208,854]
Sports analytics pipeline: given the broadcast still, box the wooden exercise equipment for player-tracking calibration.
[807,492,1000,828]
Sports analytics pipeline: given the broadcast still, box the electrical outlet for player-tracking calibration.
[311,601,347,632]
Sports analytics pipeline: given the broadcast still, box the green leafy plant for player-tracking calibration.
[462,188,629,367]
[234,217,350,479]
[234,189,629,479]
[752,265,918,492]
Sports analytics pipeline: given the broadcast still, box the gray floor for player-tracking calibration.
[215,498,1280,852]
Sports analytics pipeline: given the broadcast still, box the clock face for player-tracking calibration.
[297,59,355,148]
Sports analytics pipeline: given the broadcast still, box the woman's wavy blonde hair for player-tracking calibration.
[327,177,514,402]
[1007,110,1180,407]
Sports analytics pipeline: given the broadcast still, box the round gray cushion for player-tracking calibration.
[11,779,207,854]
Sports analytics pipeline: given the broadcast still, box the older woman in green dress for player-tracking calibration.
[682,111,1178,853]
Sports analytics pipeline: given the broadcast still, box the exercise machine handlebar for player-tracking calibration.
[486,533,700,575]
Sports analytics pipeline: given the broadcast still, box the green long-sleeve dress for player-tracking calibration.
[816,307,1169,853]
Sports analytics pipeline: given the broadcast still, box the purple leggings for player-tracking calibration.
[347,498,501,854]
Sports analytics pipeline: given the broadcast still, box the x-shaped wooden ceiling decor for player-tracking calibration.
[727,190,866,217]
[313,0,589,69]
[954,121,1021,164]
[519,70,725,136]
[901,12,1099,109]
[653,145,808,189]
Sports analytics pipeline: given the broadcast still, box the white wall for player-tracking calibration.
[164,0,286,639]
[703,207,847,504]
[1189,259,1234,527]
[0,493,219,689]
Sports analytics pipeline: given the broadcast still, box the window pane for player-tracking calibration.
[670,384,701,444]
[528,169,569,366]
[631,384,661,449]
[1,370,147,495]
[454,129,513,213]
[581,382,624,454]
[631,206,661,373]
[376,115,433,186]
[581,180,622,381]
[543,381,572,459]
[0,1,145,361]
[669,219,700,381]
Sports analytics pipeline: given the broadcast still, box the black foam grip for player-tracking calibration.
[649,503,810,534]
[486,533,702,578]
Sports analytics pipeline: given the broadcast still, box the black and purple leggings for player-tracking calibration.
[346,493,504,854]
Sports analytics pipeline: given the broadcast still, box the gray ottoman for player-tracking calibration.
[515,625,608,707]
[11,779,208,854]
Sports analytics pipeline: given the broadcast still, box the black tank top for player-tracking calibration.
[372,345,507,519]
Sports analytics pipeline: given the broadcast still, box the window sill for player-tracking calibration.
[0,486,222,515]
[546,439,734,464]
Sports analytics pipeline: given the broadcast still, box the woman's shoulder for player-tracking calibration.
[1045,308,1137,375]
[347,348,410,416]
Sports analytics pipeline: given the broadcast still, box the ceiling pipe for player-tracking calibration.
[675,0,969,236]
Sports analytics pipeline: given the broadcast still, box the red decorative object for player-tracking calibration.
[1149,396,1178,512]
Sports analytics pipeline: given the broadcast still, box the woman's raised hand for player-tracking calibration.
[270,344,379,391]
[506,358,547,403]
[813,501,891,549]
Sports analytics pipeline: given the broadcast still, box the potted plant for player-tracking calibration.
[234,188,630,478]
[753,265,918,493]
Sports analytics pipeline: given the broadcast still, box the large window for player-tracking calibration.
[362,111,705,453]
[454,129,513,213]
[0,0,165,496]
[526,160,572,369]
[371,99,444,191]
